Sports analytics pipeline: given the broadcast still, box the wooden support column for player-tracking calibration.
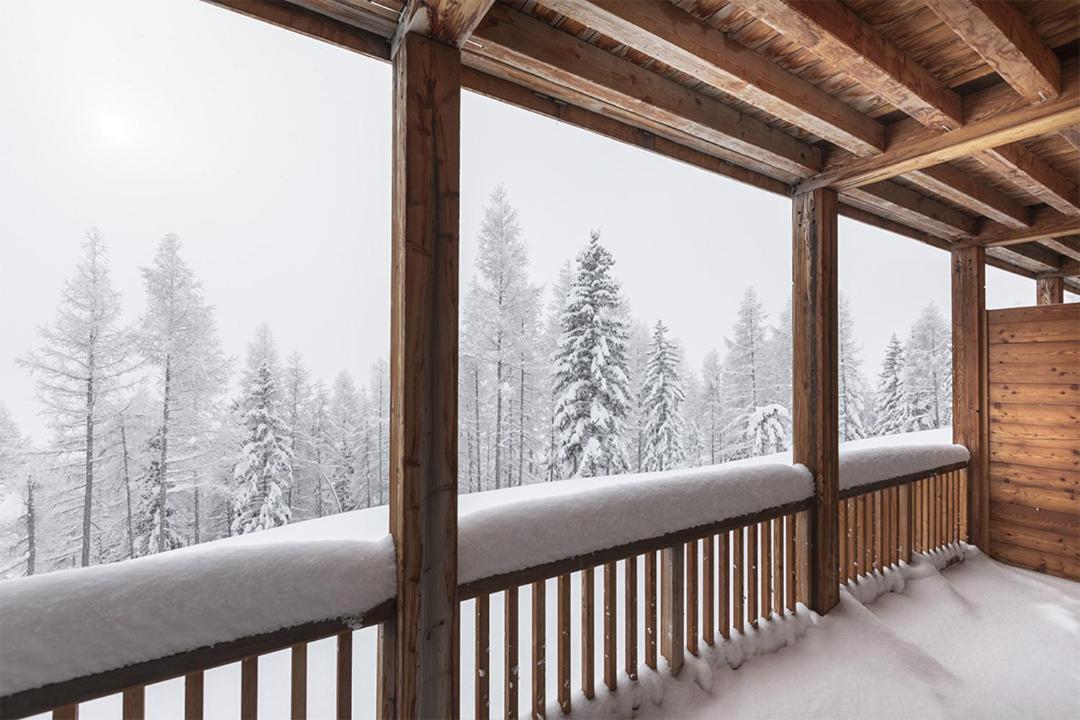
[1037,277,1065,305]
[792,187,840,614]
[389,30,461,720]
[951,247,989,551]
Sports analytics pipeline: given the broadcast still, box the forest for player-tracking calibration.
[0,187,953,578]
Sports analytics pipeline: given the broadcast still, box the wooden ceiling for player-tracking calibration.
[215,0,1080,292]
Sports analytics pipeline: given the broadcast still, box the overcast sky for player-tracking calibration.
[1,0,1066,442]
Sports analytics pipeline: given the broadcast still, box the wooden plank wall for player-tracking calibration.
[987,302,1080,580]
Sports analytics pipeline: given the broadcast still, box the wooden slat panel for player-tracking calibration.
[990,441,1080,471]
[506,587,520,715]
[988,304,1080,325]
[121,686,144,720]
[989,500,1080,535]
[557,575,571,714]
[644,554,657,671]
[989,319,1080,344]
[990,421,1078,441]
[990,362,1080,384]
[241,657,258,720]
[476,595,490,720]
[625,557,638,681]
[991,474,1080,517]
[989,341,1080,363]
[290,644,307,720]
[336,632,352,720]
[185,671,204,720]
[603,562,617,691]
[991,538,1080,580]
[702,535,715,646]
[533,580,546,719]
[580,569,594,700]
[718,532,731,638]
[990,462,1080,493]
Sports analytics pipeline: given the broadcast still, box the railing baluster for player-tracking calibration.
[718,532,730,638]
[796,510,810,605]
[625,557,638,681]
[747,525,758,628]
[839,498,848,582]
[760,521,771,620]
[644,553,657,671]
[476,594,490,720]
[844,499,853,580]
[557,575,571,714]
[603,562,617,691]
[290,643,307,720]
[185,670,204,720]
[533,580,546,719]
[581,568,594,700]
[506,586,520,716]
[336,631,352,720]
[53,706,77,720]
[732,525,743,631]
[122,686,145,720]
[785,515,796,612]
[686,541,698,656]
[863,493,873,575]
[772,517,783,615]
[241,656,258,720]
[702,535,715,646]
[660,545,684,675]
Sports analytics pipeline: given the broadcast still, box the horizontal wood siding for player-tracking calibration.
[987,303,1080,580]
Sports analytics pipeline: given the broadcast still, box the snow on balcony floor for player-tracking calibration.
[580,546,1080,720]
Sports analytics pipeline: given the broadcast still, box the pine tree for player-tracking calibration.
[639,321,686,472]
[746,404,791,456]
[327,370,362,511]
[231,361,292,535]
[551,232,633,478]
[0,404,33,577]
[19,230,138,566]
[904,303,952,430]
[133,429,184,555]
[139,234,228,554]
[724,287,773,458]
[873,334,908,436]
[282,352,311,512]
[700,350,725,464]
[838,294,870,442]
[368,358,389,504]
[306,380,333,517]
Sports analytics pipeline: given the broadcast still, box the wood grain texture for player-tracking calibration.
[557,575,571,713]
[792,187,840,613]
[336,632,352,720]
[624,557,638,680]
[1037,277,1066,305]
[660,545,685,675]
[532,581,546,719]
[389,32,461,720]
[475,595,490,720]
[185,671,204,720]
[240,657,257,720]
[290,644,306,720]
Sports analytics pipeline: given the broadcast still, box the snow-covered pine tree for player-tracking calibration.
[281,351,311,512]
[538,261,575,483]
[551,231,633,478]
[231,360,292,535]
[19,230,139,566]
[138,234,228,554]
[904,303,952,430]
[746,404,791,456]
[306,380,333,517]
[368,358,389,504]
[625,320,652,472]
[700,350,725,464]
[0,403,33,577]
[327,370,362,511]
[639,321,686,472]
[723,287,775,458]
[761,297,793,411]
[242,323,283,403]
[460,186,541,490]
[838,294,870,442]
[873,333,908,436]
[132,429,184,555]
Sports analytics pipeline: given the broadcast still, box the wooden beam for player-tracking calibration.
[792,187,839,614]
[974,142,1080,217]
[1038,258,1080,279]
[924,0,1061,103]
[974,207,1080,247]
[395,0,495,48]
[1060,126,1080,152]
[799,94,1080,192]
[951,247,988,551]
[908,165,1031,229]
[472,3,822,179]
[845,181,978,241]
[728,0,962,129]
[390,31,460,720]
[539,0,884,155]
[1040,236,1080,262]
[1037,277,1066,305]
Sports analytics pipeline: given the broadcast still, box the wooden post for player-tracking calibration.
[951,246,988,551]
[660,545,685,675]
[792,187,840,614]
[389,30,461,720]
[1036,277,1064,305]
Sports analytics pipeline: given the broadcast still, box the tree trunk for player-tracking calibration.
[82,351,95,567]
[517,362,526,487]
[193,474,201,544]
[121,421,135,558]
[26,476,35,576]
[473,365,482,491]
[158,355,172,554]
[494,356,504,490]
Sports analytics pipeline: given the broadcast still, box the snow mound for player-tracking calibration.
[839,436,969,492]
[458,462,812,584]
[0,537,395,697]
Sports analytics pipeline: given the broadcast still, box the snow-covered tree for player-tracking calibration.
[838,294,870,442]
[231,361,292,535]
[904,303,952,430]
[138,234,228,554]
[368,358,389,504]
[746,404,791,456]
[640,321,686,472]
[19,230,138,566]
[327,370,362,511]
[873,334,909,436]
[724,288,776,458]
[699,350,725,465]
[0,404,33,577]
[551,232,633,478]
[281,351,311,511]
[306,380,335,517]
[762,297,793,411]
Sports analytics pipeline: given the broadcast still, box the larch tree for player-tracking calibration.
[306,380,333,517]
[838,294,870,442]
[19,229,138,566]
[231,360,292,534]
[904,303,952,430]
[327,370,362,511]
[700,349,725,464]
[873,334,909,436]
[138,234,228,554]
[551,232,633,478]
[724,287,776,458]
[639,320,686,472]
[282,351,311,512]
[0,403,33,577]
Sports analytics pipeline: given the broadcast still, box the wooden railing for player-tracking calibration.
[3,460,970,720]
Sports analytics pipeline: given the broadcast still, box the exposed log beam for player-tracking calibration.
[973,206,1080,247]
[974,142,1080,217]
[728,0,962,129]
[924,0,1061,103]
[907,165,1031,229]
[1040,236,1080,262]
[991,242,1066,273]
[539,0,884,154]
[1037,258,1080,278]
[845,182,977,241]
[395,0,495,48]
[471,3,822,178]
[1060,126,1080,152]
[799,94,1080,192]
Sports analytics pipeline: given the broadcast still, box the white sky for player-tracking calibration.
[1,0,1069,442]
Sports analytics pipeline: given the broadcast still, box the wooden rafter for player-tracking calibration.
[395,0,495,48]
[1040,236,1080,263]
[974,207,1080,247]
[1037,258,1080,279]
[924,0,1061,103]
